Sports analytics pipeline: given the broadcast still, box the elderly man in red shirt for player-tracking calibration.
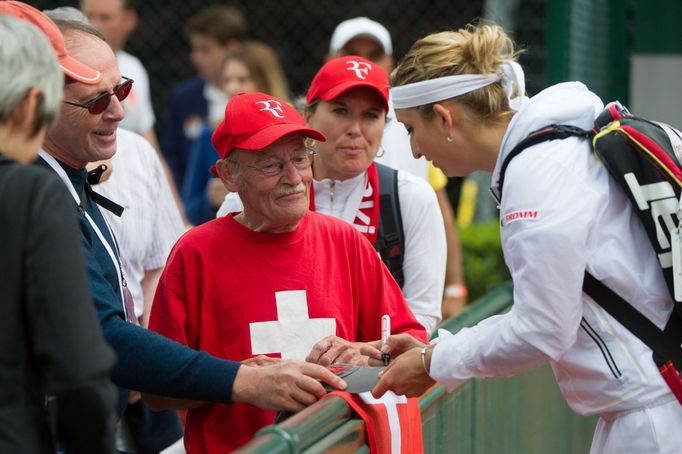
[149,92,426,453]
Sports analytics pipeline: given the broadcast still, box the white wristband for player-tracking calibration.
[444,283,468,299]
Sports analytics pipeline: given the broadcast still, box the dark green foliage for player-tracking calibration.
[459,221,510,302]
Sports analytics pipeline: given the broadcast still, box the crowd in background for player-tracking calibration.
[1,2,470,452]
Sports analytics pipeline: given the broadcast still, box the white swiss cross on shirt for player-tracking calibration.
[360,391,409,454]
[249,290,336,360]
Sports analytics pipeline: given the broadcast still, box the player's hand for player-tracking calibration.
[365,333,429,360]
[232,359,347,412]
[306,335,382,367]
[371,346,435,398]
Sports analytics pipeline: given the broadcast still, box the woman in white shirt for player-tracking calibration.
[302,56,446,336]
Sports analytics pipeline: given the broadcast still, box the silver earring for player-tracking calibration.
[375,145,385,158]
[446,136,453,143]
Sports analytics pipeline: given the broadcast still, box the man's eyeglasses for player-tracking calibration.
[63,76,134,115]
[236,147,317,176]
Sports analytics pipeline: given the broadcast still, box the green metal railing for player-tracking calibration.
[237,283,596,453]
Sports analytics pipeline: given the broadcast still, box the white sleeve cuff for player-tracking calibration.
[429,329,476,392]
[430,328,453,345]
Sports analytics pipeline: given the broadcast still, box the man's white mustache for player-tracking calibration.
[274,183,306,198]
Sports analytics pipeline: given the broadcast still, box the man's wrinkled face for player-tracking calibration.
[45,31,125,166]
[229,135,313,232]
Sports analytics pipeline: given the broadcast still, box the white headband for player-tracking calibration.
[391,61,526,111]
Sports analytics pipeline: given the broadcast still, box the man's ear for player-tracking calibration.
[432,102,458,140]
[216,159,240,192]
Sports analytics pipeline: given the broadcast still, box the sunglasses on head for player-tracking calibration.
[63,76,134,115]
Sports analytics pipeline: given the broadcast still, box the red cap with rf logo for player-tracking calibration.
[211,92,326,161]
[306,56,389,109]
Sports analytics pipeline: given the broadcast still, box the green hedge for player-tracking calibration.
[459,220,510,302]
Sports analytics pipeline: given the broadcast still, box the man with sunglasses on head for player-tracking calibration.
[147,92,427,453]
[1,1,348,439]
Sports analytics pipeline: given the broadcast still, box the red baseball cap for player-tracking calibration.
[212,92,326,163]
[306,56,389,110]
[0,1,102,84]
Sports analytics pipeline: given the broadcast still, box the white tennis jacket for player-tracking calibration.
[430,82,676,416]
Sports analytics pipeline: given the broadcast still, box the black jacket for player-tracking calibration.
[0,155,117,453]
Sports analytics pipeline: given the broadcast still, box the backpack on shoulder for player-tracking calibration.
[498,101,682,405]
[375,163,406,289]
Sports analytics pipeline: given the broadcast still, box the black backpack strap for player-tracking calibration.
[583,271,682,366]
[498,125,591,199]
[662,312,682,366]
[497,122,682,369]
[375,163,405,288]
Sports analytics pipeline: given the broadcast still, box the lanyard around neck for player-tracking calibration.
[39,150,130,319]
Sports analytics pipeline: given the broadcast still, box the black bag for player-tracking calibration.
[498,102,682,403]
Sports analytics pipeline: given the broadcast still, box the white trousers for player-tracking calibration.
[590,398,682,453]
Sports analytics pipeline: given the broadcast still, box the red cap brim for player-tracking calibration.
[316,81,389,110]
[210,124,326,176]
[60,54,102,85]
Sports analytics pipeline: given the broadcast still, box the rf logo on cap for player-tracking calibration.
[256,99,284,118]
[346,60,372,80]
